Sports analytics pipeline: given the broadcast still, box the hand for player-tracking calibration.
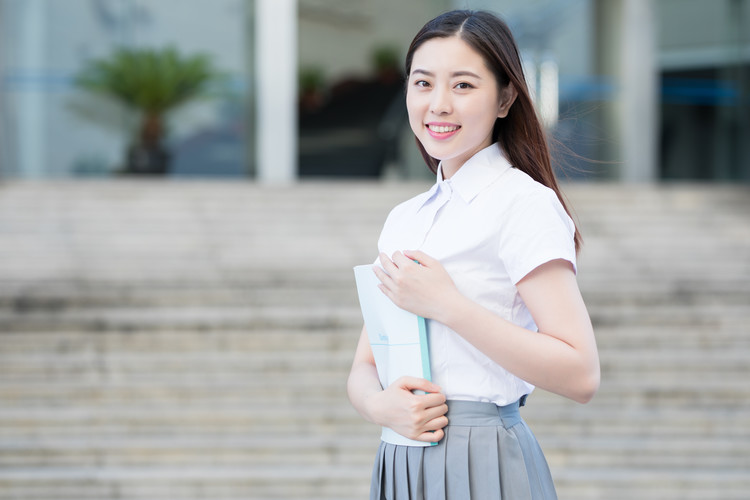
[367,376,448,442]
[373,250,460,322]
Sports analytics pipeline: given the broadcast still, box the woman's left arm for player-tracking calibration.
[374,250,600,403]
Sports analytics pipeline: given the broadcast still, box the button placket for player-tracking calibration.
[417,181,452,250]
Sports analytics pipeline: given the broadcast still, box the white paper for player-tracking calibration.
[353,264,434,447]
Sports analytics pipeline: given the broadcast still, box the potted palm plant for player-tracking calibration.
[75,46,220,175]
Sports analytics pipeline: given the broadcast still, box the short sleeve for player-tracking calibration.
[498,188,577,285]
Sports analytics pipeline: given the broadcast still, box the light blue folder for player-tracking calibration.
[353,264,435,447]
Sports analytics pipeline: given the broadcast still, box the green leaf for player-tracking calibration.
[74,46,220,115]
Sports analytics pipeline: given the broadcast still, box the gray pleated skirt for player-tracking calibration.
[370,399,557,500]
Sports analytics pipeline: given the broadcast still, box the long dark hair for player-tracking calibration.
[405,10,581,252]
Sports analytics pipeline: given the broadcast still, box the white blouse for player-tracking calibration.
[376,143,577,406]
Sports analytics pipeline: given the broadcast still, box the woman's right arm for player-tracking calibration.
[346,325,448,442]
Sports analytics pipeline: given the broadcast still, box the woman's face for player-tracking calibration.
[406,36,512,178]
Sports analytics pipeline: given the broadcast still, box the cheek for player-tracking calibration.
[470,100,502,127]
[406,94,424,132]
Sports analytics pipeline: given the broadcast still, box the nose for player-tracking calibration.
[430,85,452,115]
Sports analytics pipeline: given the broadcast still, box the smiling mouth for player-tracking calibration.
[427,124,461,133]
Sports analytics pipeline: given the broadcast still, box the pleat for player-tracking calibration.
[407,445,425,499]
[394,445,410,498]
[423,434,447,499]
[509,422,558,500]
[467,425,502,498]
[444,425,471,497]
[370,443,385,500]
[369,399,557,500]
[497,425,534,500]
[383,443,396,500]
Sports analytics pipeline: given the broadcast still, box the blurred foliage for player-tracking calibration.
[73,46,224,173]
[372,45,400,73]
[299,65,326,93]
[74,46,220,116]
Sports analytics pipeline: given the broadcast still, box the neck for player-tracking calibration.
[441,160,461,179]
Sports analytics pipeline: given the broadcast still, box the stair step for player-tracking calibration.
[1,180,748,500]
[1,348,747,379]
[553,467,750,500]
[0,306,364,331]
[2,406,747,435]
[0,465,372,500]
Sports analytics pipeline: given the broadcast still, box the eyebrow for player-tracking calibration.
[411,69,483,79]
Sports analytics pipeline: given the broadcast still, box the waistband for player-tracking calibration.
[444,398,525,429]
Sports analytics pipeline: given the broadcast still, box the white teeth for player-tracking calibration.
[429,125,459,133]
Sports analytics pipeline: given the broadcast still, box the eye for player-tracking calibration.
[455,82,474,90]
[414,80,430,88]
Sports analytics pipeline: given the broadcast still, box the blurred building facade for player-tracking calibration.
[0,0,748,182]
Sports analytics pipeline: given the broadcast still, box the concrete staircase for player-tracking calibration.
[0,180,748,500]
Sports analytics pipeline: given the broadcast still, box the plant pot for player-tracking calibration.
[126,144,170,175]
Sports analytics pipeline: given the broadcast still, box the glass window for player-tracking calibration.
[658,0,750,181]
[0,0,249,178]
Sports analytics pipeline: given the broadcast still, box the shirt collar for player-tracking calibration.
[419,143,511,211]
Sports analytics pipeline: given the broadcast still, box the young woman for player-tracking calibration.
[348,10,600,499]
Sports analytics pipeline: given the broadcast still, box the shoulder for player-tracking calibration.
[495,168,575,242]
[504,167,558,203]
[495,171,577,283]
[482,167,566,220]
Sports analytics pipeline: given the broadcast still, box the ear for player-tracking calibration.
[497,83,518,118]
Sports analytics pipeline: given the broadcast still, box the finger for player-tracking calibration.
[379,252,398,273]
[403,250,437,267]
[399,376,443,395]
[423,415,449,432]
[391,251,415,268]
[415,428,445,443]
[423,403,449,421]
[420,392,447,409]
[372,265,393,288]
[376,284,395,303]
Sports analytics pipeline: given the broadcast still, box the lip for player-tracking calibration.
[426,122,461,139]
